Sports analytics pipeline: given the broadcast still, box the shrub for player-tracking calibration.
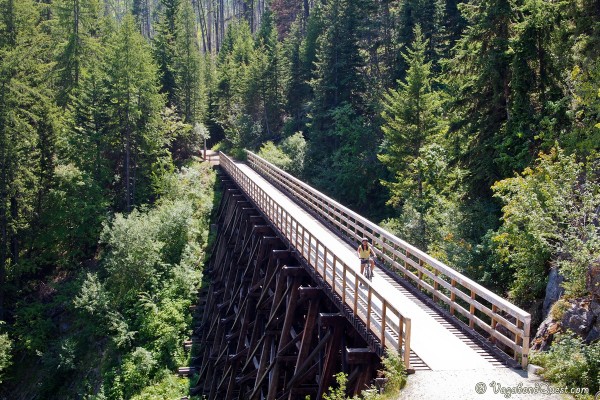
[491,148,600,304]
[530,332,600,396]
[0,333,12,384]
[121,347,158,399]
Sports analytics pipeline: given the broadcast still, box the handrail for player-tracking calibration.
[219,152,412,368]
[245,150,531,368]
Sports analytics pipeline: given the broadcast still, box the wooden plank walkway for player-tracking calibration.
[234,161,504,371]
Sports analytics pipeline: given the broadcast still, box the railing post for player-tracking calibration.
[332,256,337,293]
[342,267,347,305]
[382,303,387,348]
[353,276,359,315]
[491,304,498,330]
[404,318,411,370]
[450,279,456,316]
[418,259,424,291]
[433,270,439,303]
[367,287,372,331]
[469,290,476,328]
[522,317,530,369]
[514,320,523,361]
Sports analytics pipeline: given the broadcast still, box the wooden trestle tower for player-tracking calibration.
[186,175,382,399]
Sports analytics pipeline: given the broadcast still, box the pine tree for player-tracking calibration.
[379,26,447,248]
[153,0,180,105]
[102,15,166,211]
[447,0,513,194]
[308,0,365,165]
[53,0,102,106]
[214,20,255,148]
[0,0,59,315]
[245,10,284,140]
[174,0,204,123]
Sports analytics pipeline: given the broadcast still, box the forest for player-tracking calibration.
[0,0,598,398]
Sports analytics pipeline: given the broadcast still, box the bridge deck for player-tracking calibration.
[234,161,500,371]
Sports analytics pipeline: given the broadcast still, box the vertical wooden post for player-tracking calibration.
[491,305,498,330]
[353,275,359,315]
[367,288,372,331]
[433,270,439,303]
[342,267,347,305]
[418,259,424,291]
[332,256,337,292]
[404,317,411,370]
[522,317,531,369]
[450,279,456,316]
[382,303,387,348]
[469,290,476,328]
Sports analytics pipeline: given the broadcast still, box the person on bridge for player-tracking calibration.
[357,238,376,276]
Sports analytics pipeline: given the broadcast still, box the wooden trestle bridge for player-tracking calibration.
[181,151,532,399]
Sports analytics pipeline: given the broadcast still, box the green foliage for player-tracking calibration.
[12,301,56,354]
[174,0,205,123]
[77,161,215,398]
[36,164,107,268]
[130,372,188,400]
[102,14,168,210]
[323,372,350,400]
[380,350,407,393]
[259,141,293,170]
[280,132,307,175]
[0,332,12,384]
[120,347,158,399]
[490,147,600,303]
[52,0,102,106]
[258,132,307,176]
[530,332,600,396]
[379,25,456,250]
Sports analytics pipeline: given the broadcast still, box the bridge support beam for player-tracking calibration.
[187,173,381,399]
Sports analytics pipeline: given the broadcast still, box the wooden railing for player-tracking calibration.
[245,150,531,368]
[219,152,412,368]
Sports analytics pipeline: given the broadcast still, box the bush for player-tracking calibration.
[530,332,600,396]
[130,372,188,400]
[491,148,600,304]
[121,347,158,399]
[0,333,12,384]
[380,350,407,392]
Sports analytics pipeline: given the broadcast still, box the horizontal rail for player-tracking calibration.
[219,152,411,368]
[245,150,531,368]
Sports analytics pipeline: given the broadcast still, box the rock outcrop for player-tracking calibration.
[531,298,600,351]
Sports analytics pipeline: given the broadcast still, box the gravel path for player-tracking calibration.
[395,368,591,400]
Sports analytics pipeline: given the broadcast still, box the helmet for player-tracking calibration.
[361,237,369,242]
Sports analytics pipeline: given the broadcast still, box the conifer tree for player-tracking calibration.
[153,0,180,105]
[174,0,204,123]
[246,10,284,140]
[0,0,59,315]
[308,0,365,170]
[102,15,166,211]
[448,0,513,193]
[379,26,447,248]
[53,0,102,106]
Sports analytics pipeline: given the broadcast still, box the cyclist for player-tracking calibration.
[357,237,376,279]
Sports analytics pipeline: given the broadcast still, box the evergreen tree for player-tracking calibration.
[448,0,513,193]
[53,0,102,106]
[102,15,167,211]
[153,0,180,105]
[307,0,365,175]
[214,21,256,148]
[0,0,59,315]
[378,26,447,248]
[245,10,284,140]
[174,0,204,123]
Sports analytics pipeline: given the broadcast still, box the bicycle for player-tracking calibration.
[364,260,373,281]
